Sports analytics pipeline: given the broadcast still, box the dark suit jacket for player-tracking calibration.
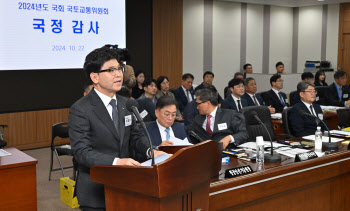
[221,95,249,112]
[241,92,265,106]
[325,82,350,106]
[136,98,157,122]
[186,108,249,147]
[262,89,289,113]
[194,83,223,103]
[289,102,329,137]
[183,100,199,126]
[142,121,191,146]
[172,86,195,112]
[68,89,150,208]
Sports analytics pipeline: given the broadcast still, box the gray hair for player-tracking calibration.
[297,81,315,92]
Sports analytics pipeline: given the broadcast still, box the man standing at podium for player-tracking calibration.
[69,47,165,210]
[187,86,248,149]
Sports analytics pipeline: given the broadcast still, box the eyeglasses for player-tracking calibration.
[196,101,207,106]
[276,79,284,82]
[303,90,316,94]
[162,112,176,119]
[97,67,123,76]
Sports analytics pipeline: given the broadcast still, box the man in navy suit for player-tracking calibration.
[142,96,191,147]
[262,74,289,113]
[221,78,249,112]
[241,77,275,114]
[186,87,248,149]
[292,72,322,106]
[172,73,195,112]
[289,81,329,137]
[194,71,223,104]
[325,70,350,107]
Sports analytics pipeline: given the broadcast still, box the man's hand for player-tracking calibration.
[346,100,350,106]
[219,136,232,150]
[159,141,174,147]
[268,106,275,114]
[153,150,172,158]
[116,158,141,166]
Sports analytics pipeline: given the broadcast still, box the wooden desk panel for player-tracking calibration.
[209,141,350,210]
[0,148,38,210]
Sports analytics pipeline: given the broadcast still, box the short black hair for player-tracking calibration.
[270,74,282,86]
[156,76,169,90]
[84,47,120,82]
[135,70,144,78]
[243,63,252,70]
[156,96,178,109]
[203,71,214,79]
[301,72,314,80]
[182,73,194,81]
[234,72,244,78]
[244,77,255,85]
[142,78,157,89]
[228,78,244,88]
[195,85,218,106]
[276,61,284,68]
[334,70,347,79]
[297,81,315,92]
[116,87,131,98]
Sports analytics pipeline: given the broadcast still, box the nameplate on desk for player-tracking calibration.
[295,151,318,162]
[225,165,253,178]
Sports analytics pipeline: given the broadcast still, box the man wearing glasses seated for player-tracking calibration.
[186,86,248,150]
[289,81,329,137]
[141,96,191,148]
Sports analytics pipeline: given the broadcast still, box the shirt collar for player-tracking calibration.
[209,106,218,118]
[334,82,342,89]
[94,88,117,107]
[272,88,280,96]
[301,100,312,108]
[246,92,254,98]
[231,94,241,101]
[156,119,173,132]
[181,85,189,92]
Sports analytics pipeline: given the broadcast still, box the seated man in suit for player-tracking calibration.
[172,73,195,112]
[195,71,223,104]
[276,61,286,74]
[138,78,158,104]
[221,78,248,112]
[293,72,321,105]
[289,81,329,137]
[224,72,244,98]
[262,74,289,113]
[186,87,248,149]
[325,70,350,107]
[142,96,191,147]
[68,47,165,210]
[243,63,253,79]
[241,77,275,114]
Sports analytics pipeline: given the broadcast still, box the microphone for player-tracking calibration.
[126,99,155,166]
[186,128,205,143]
[251,111,281,163]
[298,110,338,151]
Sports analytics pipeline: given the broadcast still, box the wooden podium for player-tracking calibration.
[91,140,222,211]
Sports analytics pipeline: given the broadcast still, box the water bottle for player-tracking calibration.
[256,136,265,171]
[315,126,322,152]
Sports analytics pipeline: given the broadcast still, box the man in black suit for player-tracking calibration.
[186,87,248,149]
[241,77,275,114]
[221,78,249,112]
[142,96,191,147]
[325,70,350,107]
[262,74,289,113]
[194,71,223,103]
[292,72,322,105]
[172,73,195,112]
[243,63,253,79]
[69,47,165,210]
[289,81,329,137]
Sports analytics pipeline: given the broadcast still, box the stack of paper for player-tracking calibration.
[302,135,344,143]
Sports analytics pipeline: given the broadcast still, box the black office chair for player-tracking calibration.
[49,122,76,181]
[336,109,350,129]
[289,90,298,106]
[315,86,329,105]
[282,107,295,138]
[0,125,8,148]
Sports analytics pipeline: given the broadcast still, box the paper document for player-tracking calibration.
[238,141,287,149]
[271,113,282,119]
[169,136,193,146]
[141,154,170,166]
[320,105,342,111]
[0,149,12,157]
[275,148,310,158]
[330,130,350,136]
[302,135,344,143]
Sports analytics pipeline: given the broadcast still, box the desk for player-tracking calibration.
[209,140,350,210]
[272,110,339,135]
[0,148,38,210]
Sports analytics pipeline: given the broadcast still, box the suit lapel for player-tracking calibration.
[212,108,223,133]
[153,122,162,146]
[116,95,126,147]
[90,90,120,140]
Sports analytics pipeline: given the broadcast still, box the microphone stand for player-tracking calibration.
[253,113,282,163]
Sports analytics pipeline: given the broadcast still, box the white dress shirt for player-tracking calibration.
[247,93,260,106]
[181,85,193,102]
[231,94,243,110]
[156,120,175,141]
